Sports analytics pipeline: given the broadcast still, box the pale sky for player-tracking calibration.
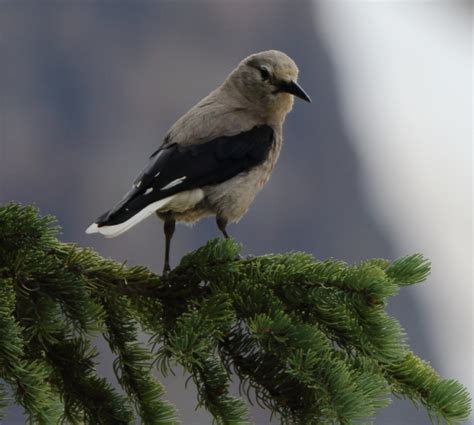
[314,0,472,396]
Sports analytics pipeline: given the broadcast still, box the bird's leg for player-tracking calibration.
[162,214,176,274]
[216,216,230,239]
[216,215,243,260]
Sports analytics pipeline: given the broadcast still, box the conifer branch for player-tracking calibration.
[0,203,471,424]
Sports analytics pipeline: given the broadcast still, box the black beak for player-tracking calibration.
[278,80,311,103]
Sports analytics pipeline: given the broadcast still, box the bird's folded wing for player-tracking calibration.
[94,124,274,227]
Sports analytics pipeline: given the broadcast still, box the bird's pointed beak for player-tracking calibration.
[279,80,311,103]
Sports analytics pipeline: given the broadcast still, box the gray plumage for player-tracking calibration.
[86,50,310,272]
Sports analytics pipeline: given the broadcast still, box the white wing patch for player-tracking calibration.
[144,187,153,195]
[160,176,187,191]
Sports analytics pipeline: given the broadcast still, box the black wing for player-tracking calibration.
[96,125,274,226]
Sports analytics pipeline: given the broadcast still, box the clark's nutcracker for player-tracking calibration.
[86,50,311,272]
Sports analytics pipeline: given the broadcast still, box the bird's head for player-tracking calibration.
[224,50,311,118]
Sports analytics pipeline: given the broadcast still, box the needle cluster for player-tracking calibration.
[0,203,470,424]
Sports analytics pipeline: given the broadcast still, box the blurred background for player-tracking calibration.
[0,1,471,424]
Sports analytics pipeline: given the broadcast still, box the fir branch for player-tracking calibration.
[0,278,60,424]
[100,293,179,425]
[0,202,471,425]
[156,293,250,424]
[388,353,471,424]
[45,334,134,425]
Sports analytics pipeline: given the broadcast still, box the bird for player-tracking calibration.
[86,50,311,273]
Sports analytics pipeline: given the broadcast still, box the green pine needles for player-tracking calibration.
[0,203,470,425]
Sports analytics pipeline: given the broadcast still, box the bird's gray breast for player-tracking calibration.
[203,129,283,222]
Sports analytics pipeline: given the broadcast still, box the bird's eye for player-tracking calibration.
[259,67,270,81]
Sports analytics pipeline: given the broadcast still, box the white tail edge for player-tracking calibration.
[85,195,176,238]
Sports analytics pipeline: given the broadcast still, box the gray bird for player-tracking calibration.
[86,50,311,272]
